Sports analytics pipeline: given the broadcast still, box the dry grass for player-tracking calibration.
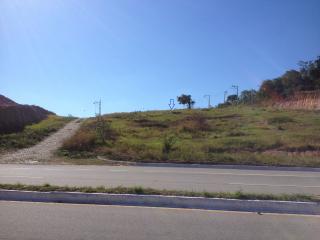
[1,183,318,202]
[277,91,320,110]
[59,106,320,167]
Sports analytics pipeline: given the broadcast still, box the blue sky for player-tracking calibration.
[1,0,319,117]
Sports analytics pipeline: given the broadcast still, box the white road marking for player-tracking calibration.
[0,176,43,179]
[229,182,320,188]
[6,168,33,170]
[2,168,94,172]
[143,170,319,178]
[109,169,129,172]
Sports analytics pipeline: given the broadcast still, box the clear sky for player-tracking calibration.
[1,0,319,117]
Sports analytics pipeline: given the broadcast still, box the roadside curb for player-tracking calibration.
[133,162,320,172]
[1,189,319,215]
[95,157,320,172]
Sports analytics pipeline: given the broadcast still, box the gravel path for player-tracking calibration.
[0,120,81,164]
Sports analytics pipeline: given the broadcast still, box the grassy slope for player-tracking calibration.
[1,183,318,202]
[0,115,74,152]
[60,106,320,167]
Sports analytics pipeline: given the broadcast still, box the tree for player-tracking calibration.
[259,80,282,100]
[177,94,195,109]
[239,89,258,104]
[226,94,238,104]
[281,70,303,96]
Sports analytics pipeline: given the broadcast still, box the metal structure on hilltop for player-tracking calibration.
[93,99,107,143]
[93,99,101,117]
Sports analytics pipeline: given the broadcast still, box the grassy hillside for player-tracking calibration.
[0,115,74,153]
[60,106,320,167]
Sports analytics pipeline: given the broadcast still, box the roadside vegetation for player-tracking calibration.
[0,115,75,152]
[220,56,320,106]
[59,56,320,167]
[1,183,318,202]
[59,106,320,167]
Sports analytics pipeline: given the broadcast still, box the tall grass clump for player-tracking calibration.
[62,130,96,151]
[162,135,177,158]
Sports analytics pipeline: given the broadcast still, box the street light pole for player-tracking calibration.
[224,91,228,103]
[204,95,211,108]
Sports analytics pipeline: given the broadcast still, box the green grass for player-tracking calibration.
[1,183,318,202]
[0,115,75,152]
[59,105,320,167]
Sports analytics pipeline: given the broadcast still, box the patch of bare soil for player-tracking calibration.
[0,120,81,164]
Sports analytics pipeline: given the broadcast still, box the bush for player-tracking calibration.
[267,116,294,124]
[180,114,211,133]
[162,135,177,155]
[217,102,231,108]
[62,130,96,151]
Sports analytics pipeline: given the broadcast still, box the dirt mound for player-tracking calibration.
[0,95,18,107]
[0,95,54,134]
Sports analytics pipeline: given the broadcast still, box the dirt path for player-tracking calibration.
[0,120,81,164]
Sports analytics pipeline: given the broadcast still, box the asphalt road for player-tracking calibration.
[1,201,319,240]
[0,164,320,194]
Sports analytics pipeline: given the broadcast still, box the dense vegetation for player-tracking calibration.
[0,115,74,152]
[260,57,320,99]
[223,56,320,105]
[60,106,320,167]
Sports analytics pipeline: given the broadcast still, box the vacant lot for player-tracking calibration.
[60,106,320,167]
[0,115,74,153]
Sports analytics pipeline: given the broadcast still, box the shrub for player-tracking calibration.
[62,130,96,151]
[162,135,177,155]
[180,114,211,133]
[134,118,168,128]
[267,116,294,124]
[94,119,117,143]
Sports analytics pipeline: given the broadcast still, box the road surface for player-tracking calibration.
[0,164,319,194]
[0,201,319,240]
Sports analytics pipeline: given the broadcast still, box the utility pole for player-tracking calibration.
[204,95,211,108]
[93,99,107,143]
[224,91,228,103]
[231,85,239,98]
[93,99,101,117]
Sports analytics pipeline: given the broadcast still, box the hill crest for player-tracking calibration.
[0,94,54,134]
[0,95,18,107]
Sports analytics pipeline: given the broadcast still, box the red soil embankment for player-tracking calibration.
[0,95,54,134]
